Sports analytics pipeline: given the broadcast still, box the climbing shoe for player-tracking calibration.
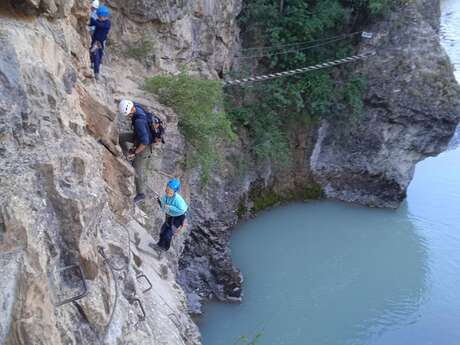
[148,242,164,252]
[148,242,165,259]
[134,193,145,204]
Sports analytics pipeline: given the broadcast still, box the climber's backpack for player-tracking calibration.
[133,103,166,145]
[146,111,166,144]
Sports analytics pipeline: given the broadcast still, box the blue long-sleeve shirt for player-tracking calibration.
[88,11,98,33]
[161,193,188,217]
[132,103,153,145]
[90,18,111,44]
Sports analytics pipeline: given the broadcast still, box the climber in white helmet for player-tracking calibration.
[90,0,99,21]
[118,99,158,204]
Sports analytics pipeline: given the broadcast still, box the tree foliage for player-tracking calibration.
[225,0,375,164]
[145,72,235,183]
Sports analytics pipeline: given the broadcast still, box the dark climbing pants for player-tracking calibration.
[119,132,149,195]
[90,41,105,75]
[157,214,186,251]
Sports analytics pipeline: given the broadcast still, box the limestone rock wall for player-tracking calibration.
[0,0,242,343]
[104,0,241,77]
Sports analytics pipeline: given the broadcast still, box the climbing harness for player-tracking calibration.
[223,51,375,86]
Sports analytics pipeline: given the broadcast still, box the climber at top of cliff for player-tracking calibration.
[90,0,99,21]
[150,179,188,254]
[88,4,111,81]
[118,99,165,204]
[88,0,99,36]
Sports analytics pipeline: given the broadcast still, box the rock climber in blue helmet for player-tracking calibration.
[151,179,188,253]
[88,4,111,80]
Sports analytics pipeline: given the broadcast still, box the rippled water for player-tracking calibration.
[441,0,460,148]
[199,2,460,344]
[441,0,460,81]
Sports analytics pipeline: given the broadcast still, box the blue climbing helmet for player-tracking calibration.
[97,5,110,17]
[167,178,181,192]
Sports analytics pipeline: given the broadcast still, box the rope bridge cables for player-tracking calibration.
[223,51,376,87]
[238,31,364,53]
[237,34,363,60]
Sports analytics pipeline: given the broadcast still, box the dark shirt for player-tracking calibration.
[132,103,153,145]
[90,18,111,44]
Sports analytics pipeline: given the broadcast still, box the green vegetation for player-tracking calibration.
[236,199,248,219]
[145,72,235,183]
[248,182,323,215]
[126,37,155,64]
[251,190,283,214]
[354,0,413,18]
[144,0,405,189]
[224,0,382,166]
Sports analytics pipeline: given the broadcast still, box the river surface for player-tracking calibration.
[199,1,460,344]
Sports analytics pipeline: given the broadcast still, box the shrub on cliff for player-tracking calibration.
[126,37,155,65]
[145,72,236,183]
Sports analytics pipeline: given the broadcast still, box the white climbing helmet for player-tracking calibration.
[91,0,99,9]
[119,100,134,116]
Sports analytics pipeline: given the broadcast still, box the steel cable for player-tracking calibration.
[239,31,362,52]
[237,35,359,60]
[224,51,375,86]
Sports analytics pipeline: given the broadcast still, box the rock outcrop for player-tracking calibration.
[310,0,460,208]
[178,0,460,315]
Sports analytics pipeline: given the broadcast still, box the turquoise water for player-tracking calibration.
[199,148,460,345]
[199,2,460,343]
[441,0,460,80]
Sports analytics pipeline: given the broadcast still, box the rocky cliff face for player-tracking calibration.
[310,0,460,208]
[1,0,459,344]
[0,0,240,344]
[178,0,460,314]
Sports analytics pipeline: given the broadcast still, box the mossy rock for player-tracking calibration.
[247,180,323,216]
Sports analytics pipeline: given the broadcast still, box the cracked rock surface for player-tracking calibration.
[1,0,459,343]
